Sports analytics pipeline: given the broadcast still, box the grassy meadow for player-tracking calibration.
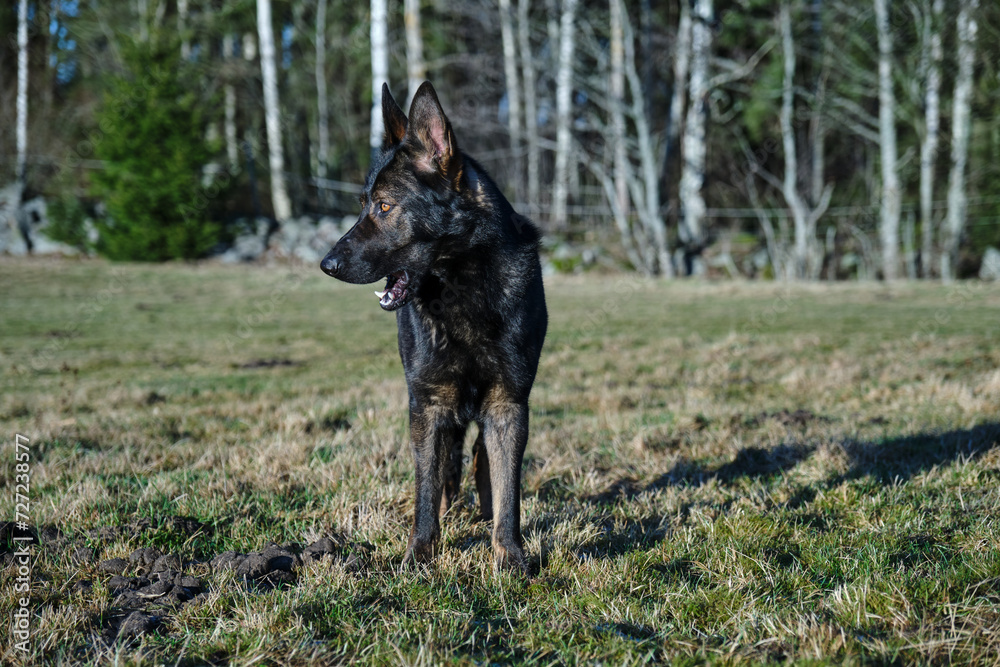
[1,257,999,665]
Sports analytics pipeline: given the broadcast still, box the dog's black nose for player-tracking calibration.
[320,254,341,277]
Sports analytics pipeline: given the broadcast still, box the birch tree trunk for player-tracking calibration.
[609,0,628,222]
[499,0,523,203]
[178,0,191,59]
[779,2,832,281]
[678,0,712,275]
[16,0,28,203]
[370,0,389,163]
[257,0,292,221]
[808,0,827,212]
[941,0,978,283]
[404,0,426,108]
[874,0,900,281]
[661,0,691,192]
[518,0,540,216]
[138,0,149,43]
[551,0,577,231]
[224,34,239,169]
[919,0,943,278]
[316,0,330,177]
[620,0,671,276]
[780,3,809,280]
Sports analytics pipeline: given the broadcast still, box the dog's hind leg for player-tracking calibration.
[439,423,467,517]
[472,426,492,522]
[480,398,530,575]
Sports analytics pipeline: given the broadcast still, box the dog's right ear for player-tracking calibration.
[406,81,462,188]
[381,83,408,148]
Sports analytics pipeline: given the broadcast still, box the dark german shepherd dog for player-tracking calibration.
[320,82,547,574]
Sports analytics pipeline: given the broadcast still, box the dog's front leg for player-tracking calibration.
[403,404,452,568]
[481,399,530,575]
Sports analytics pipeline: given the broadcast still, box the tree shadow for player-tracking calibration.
[584,442,814,505]
[572,421,999,561]
[832,421,999,485]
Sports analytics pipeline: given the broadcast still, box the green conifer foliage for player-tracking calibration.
[92,39,221,261]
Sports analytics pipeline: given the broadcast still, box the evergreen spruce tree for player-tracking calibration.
[92,38,221,261]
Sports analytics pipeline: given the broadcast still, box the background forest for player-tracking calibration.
[1,0,999,279]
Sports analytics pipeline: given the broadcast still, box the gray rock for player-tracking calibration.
[292,245,321,264]
[221,233,266,263]
[980,247,1000,281]
[1,213,29,256]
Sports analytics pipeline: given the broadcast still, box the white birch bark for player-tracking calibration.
[518,0,540,216]
[609,0,628,222]
[404,0,425,108]
[370,0,389,159]
[778,3,833,281]
[224,34,239,169]
[178,0,190,60]
[780,3,808,280]
[678,0,712,274]
[16,0,29,199]
[499,0,522,202]
[941,0,978,282]
[257,0,292,221]
[551,0,577,231]
[808,0,826,209]
[663,0,691,179]
[316,0,330,177]
[874,0,900,281]
[919,0,943,278]
[620,0,671,276]
[138,0,149,42]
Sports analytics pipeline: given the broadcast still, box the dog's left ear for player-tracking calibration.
[382,83,408,148]
[407,81,462,187]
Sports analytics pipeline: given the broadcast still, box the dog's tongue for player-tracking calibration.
[374,270,409,309]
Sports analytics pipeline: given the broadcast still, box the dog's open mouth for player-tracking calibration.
[374,270,410,311]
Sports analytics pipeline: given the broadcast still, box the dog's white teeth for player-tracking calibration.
[375,290,387,299]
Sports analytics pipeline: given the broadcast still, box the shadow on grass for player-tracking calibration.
[587,422,1000,506]
[832,421,1000,485]
[574,422,999,559]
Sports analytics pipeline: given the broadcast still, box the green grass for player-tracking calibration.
[2,258,999,665]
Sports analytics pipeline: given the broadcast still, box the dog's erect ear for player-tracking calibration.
[406,81,462,186]
[381,83,408,148]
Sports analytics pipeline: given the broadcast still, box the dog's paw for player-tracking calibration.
[493,543,531,577]
[401,538,438,571]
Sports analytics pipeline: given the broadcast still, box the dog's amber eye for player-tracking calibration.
[380,202,392,213]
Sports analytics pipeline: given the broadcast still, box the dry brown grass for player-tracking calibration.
[1,258,999,664]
